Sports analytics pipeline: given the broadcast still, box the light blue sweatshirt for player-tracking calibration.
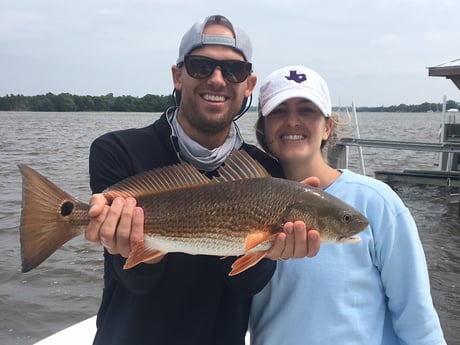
[249,169,446,345]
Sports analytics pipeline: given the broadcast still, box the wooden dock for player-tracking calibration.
[374,169,460,187]
[334,137,460,187]
[339,138,460,153]
[328,59,460,207]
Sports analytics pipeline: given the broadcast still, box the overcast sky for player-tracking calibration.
[1,0,459,107]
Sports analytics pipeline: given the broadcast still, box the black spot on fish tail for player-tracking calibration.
[61,201,74,217]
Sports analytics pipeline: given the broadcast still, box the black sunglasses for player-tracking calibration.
[180,55,252,83]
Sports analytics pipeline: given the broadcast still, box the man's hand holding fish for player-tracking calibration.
[85,194,145,258]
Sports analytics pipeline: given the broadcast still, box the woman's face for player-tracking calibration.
[264,97,331,162]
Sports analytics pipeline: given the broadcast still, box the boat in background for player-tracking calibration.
[34,316,251,344]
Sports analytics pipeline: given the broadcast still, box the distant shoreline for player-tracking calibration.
[0,93,458,113]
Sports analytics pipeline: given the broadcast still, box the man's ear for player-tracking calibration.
[244,74,257,98]
[171,65,183,91]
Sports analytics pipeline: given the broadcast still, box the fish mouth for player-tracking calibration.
[336,235,361,244]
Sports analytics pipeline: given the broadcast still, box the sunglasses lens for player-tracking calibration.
[184,56,216,79]
[184,56,251,83]
[221,61,252,83]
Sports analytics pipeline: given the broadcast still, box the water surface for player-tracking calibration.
[0,111,458,344]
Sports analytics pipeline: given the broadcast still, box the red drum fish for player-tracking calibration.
[18,150,368,275]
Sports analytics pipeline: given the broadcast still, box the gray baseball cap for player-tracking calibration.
[176,14,253,64]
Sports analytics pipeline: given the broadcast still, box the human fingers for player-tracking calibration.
[130,207,145,250]
[115,197,138,257]
[85,194,110,243]
[99,197,126,254]
[88,193,109,217]
[306,228,321,258]
[85,205,109,243]
[301,176,320,188]
[264,232,287,260]
[279,222,295,259]
[292,221,308,258]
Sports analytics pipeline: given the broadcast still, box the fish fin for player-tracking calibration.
[124,241,166,269]
[18,165,88,272]
[244,232,277,251]
[104,150,271,200]
[227,231,276,275]
[229,251,268,276]
[213,150,271,183]
[104,162,213,200]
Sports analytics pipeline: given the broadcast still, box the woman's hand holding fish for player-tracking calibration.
[85,194,145,259]
[266,221,320,260]
[265,176,321,261]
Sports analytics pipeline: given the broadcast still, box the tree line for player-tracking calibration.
[0,93,458,113]
[354,100,459,113]
[0,93,175,112]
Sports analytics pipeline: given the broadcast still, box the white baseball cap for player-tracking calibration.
[259,65,332,117]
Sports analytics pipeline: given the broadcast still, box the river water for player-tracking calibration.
[0,111,458,344]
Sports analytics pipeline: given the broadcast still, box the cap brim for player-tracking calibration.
[261,88,330,117]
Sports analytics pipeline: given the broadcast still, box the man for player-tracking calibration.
[85,15,320,345]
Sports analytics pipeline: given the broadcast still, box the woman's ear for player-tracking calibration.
[323,118,334,139]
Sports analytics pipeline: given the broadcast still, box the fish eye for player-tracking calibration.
[342,213,352,224]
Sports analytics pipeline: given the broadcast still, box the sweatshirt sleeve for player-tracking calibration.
[369,188,446,344]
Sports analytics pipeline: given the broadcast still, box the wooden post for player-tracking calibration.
[327,143,348,170]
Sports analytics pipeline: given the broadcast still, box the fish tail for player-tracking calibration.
[18,165,89,272]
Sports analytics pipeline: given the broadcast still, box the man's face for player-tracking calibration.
[172,24,256,148]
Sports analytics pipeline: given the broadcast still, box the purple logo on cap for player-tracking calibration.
[285,70,306,83]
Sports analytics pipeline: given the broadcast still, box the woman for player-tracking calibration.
[249,65,446,344]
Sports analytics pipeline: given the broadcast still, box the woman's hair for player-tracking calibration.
[255,106,270,154]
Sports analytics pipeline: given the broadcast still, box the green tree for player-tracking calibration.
[446,100,459,110]
[53,93,77,111]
